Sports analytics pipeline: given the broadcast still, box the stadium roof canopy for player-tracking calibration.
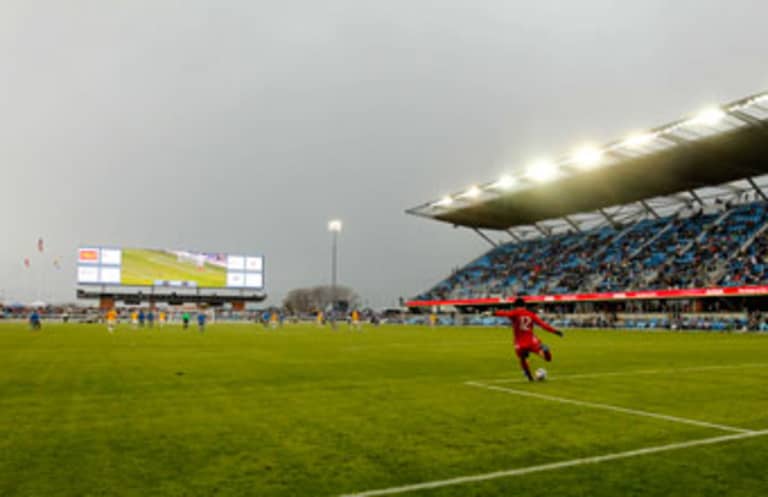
[406,91,768,238]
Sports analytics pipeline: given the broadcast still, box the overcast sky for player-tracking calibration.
[1,1,767,306]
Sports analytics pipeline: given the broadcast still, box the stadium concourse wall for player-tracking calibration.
[406,284,768,309]
[76,288,267,310]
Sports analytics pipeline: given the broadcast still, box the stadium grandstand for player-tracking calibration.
[406,90,768,328]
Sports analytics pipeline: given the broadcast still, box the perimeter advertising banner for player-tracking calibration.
[405,285,768,307]
[77,247,264,289]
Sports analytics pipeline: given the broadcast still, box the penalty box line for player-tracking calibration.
[339,428,768,497]
[480,362,768,385]
[465,381,752,434]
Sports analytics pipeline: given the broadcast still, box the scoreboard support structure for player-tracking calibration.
[78,288,266,309]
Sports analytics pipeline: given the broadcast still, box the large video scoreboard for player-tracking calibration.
[77,247,264,289]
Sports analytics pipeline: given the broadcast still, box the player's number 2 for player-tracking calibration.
[520,316,532,331]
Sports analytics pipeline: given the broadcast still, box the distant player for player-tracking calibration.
[29,309,42,331]
[350,310,362,331]
[495,298,564,382]
[269,311,278,329]
[158,311,166,328]
[138,309,146,328]
[262,310,270,329]
[131,310,139,329]
[182,312,190,329]
[147,309,155,328]
[316,311,324,327]
[197,311,206,333]
[106,308,118,333]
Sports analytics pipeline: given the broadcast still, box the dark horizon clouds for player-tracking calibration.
[1,1,767,306]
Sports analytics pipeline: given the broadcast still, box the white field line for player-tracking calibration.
[482,362,768,384]
[339,429,768,497]
[465,382,752,434]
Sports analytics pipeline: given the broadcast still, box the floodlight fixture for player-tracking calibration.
[622,132,656,148]
[460,186,482,199]
[573,145,603,169]
[689,107,726,127]
[525,160,559,183]
[492,175,516,190]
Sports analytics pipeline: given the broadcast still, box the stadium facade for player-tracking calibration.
[76,288,266,309]
[406,90,768,313]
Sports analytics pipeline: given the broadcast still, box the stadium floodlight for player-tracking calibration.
[525,160,559,183]
[491,175,516,190]
[573,145,603,169]
[433,195,453,207]
[688,107,726,127]
[622,132,656,148]
[328,220,342,232]
[459,186,482,199]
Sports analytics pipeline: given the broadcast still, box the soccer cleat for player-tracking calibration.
[523,370,534,382]
[542,347,552,362]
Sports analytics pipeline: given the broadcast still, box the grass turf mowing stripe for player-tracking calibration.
[339,429,768,497]
[465,381,752,433]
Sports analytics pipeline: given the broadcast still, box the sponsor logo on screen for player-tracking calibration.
[78,248,100,263]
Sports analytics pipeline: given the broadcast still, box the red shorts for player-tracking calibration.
[515,336,543,357]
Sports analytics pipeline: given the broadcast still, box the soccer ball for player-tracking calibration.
[534,368,548,381]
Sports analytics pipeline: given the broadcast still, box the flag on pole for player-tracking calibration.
[37,237,44,253]
[24,257,30,268]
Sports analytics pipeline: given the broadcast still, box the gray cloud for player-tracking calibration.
[1,0,767,306]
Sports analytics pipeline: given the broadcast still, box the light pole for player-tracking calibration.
[328,220,342,295]
[328,220,342,329]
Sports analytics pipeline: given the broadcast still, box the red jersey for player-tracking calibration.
[494,308,559,344]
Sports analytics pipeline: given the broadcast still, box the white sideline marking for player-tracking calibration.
[465,382,752,434]
[339,429,768,497]
[483,362,768,384]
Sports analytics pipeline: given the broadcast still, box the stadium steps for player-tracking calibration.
[582,221,659,291]
[591,223,635,260]
[541,232,613,292]
[695,207,733,243]
[642,209,733,287]
[628,221,676,259]
[673,207,732,258]
[738,218,768,255]
[708,218,768,286]
[708,206,768,285]
[709,262,730,286]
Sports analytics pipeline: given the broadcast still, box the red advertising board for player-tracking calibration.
[406,285,768,307]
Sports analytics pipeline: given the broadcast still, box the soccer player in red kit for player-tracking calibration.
[495,297,564,381]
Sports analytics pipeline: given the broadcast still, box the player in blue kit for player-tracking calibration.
[29,310,42,331]
[197,312,206,333]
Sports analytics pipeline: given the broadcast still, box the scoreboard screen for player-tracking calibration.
[77,247,264,289]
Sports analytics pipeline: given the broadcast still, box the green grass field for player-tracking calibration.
[120,249,227,287]
[1,323,767,497]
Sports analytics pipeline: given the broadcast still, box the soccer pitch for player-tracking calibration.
[1,323,767,496]
[120,248,227,287]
